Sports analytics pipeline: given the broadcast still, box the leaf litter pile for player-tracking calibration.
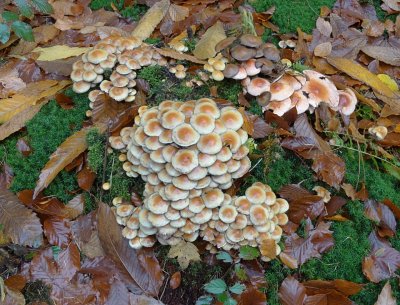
[0,0,400,304]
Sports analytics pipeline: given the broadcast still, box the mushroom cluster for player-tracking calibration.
[248,70,358,116]
[200,182,289,262]
[203,53,228,81]
[215,34,282,81]
[71,35,166,103]
[169,64,187,79]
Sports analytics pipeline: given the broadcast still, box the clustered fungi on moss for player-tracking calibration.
[108,98,288,261]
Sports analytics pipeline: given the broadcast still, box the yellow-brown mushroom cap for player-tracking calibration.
[249,205,269,225]
[246,185,267,204]
[221,130,242,153]
[143,119,164,137]
[146,194,169,214]
[220,110,244,131]
[171,149,199,174]
[197,133,222,155]
[202,188,224,208]
[87,49,108,64]
[172,123,200,147]
[161,110,185,129]
[219,205,238,224]
[194,102,220,119]
[190,113,215,134]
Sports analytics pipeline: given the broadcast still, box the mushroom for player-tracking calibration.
[231,45,256,61]
[337,88,357,116]
[246,78,271,96]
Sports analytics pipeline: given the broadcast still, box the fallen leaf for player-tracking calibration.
[169,271,181,289]
[284,220,334,266]
[34,127,91,198]
[4,275,26,292]
[362,231,400,283]
[64,194,85,220]
[279,184,312,202]
[98,202,163,296]
[43,216,72,247]
[288,195,325,224]
[377,74,399,91]
[279,252,299,269]
[303,279,363,297]
[361,45,400,66]
[312,152,345,188]
[131,0,170,41]
[0,187,43,247]
[374,281,396,305]
[128,294,165,305]
[235,285,267,305]
[33,45,91,61]
[168,240,201,269]
[279,276,306,305]
[314,42,332,57]
[259,239,277,259]
[364,199,396,237]
[16,138,32,157]
[77,167,96,191]
[238,108,254,136]
[169,4,189,22]
[193,21,226,60]
[316,17,332,37]
[2,285,25,305]
[381,198,400,220]
[55,93,74,109]
[341,183,368,201]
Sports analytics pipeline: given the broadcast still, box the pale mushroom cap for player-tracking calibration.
[187,166,208,181]
[173,175,198,191]
[244,59,261,76]
[277,213,289,226]
[221,130,242,153]
[208,160,228,176]
[218,205,238,223]
[216,147,233,162]
[276,198,289,213]
[172,149,199,174]
[270,81,295,101]
[302,71,339,107]
[71,69,84,82]
[197,133,222,155]
[192,208,213,225]
[188,196,205,213]
[198,153,217,167]
[100,80,113,93]
[243,226,259,240]
[116,204,134,217]
[87,49,108,64]
[230,214,247,229]
[220,110,244,131]
[73,81,91,93]
[265,191,277,206]
[140,236,157,247]
[146,194,169,214]
[202,188,224,208]
[246,185,267,204]
[122,227,137,239]
[190,113,215,134]
[172,123,200,147]
[234,196,252,215]
[129,237,142,249]
[247,78,271,96]
[266,99,293,116]
[232,67,248,80]
[226,228,244,243]
[338,89,357,115]
[171,198,189,210]
[291,90,310,114]
[161,110,185,129]
[126,215,140,230]
[194,102,220,119]
[196,176,212,189]
[109,87,129,101]
[249,205,269,225]
[164,184,189,201]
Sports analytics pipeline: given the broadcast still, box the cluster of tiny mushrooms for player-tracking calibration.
[70,32,371,260]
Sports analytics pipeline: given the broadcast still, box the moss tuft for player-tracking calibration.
[23,280,53,305]
[264,260,294,305]
[90,0,147,21]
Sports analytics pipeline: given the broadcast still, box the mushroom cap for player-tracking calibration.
[240,34,263,48]
[164,184,189,201]
[202,188,224,208]
[243,226,259,240]
[87,49,108,64]
[129,237,142,249]
[231,45,256,61]
[109,87,129,101]
[171,198,189,210]
[223,64,240,78]
[187,166,208,180]
[281,74,305,91]
[232,67,248,80]
[244,59,261,76]
[188,197,205,213]
[144,119,164,137]
[265,191,277,206]
[221,130,242,153]
[230,214,248,230]
[247,77,271,96]
[215,36,236,52]
[234,196,252,215]
[208,160,228,176]
[219,205,238,223]
[266,99,293,116]
[100,80,113,93]
[116,65,132,75]
[73,81,91,93]
[173,175,197,191]
[140,236,157,247]
[190,113,215,134]
[198,153,217,167]
[212,70,224,81]
[148,212,170,227]
[249,205,269,225]
[262,46,280,62]
[275,198,289,213]
[197,133,222,155]
[246,185,267,204]
[146,194,169,214]
[172,123,200,147]
[369,125,388,140]
[171,149,199,174]
[159,129,173,144]
[226,159,241,173]
[113,76,129,87]
[116,204,134,217]
[161,110,185,129]
[270,81,295,101]
[225,228,244,243]
[196,176,212,189]
[338,88,357,115]
[277,213,289,226]
[71,69,84,82]
[220,109,244,131]
[126,215,140,230]
[291,90,310,114]
[194,102,220,119]
[216,147,233,162]
[302,70,339,107]
[88,90,102,102]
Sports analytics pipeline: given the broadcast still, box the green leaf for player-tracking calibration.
[204,279,227,295]
[0,23,10,44]
[216,291,229,303]
[2,11,19,22]
[31,0,54,14]
[13,0,34,18]
[224,298,237,305]
[234,264,248,281]
[239,246,260,260]
[229,283,246,295]
[216,251,233,263]
[195,295,213,305]
[11,21,34,42]
[383,162,400,180]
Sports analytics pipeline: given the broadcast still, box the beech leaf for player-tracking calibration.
[364,200,396,237]
[279,276,306,305]
[98,202,163,296]
[361,45,400,67]
[156,48,207,65]
[43,216,71,247]
[33,45,90,61]
[374,281,396,305]
[193,21,226,60]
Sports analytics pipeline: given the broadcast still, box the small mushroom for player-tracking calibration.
[230,45,256,61]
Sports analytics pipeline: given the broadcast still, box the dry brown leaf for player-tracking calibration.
[375,281,396,305]
[316,17,332,37]
[34,128,91,198]
[260,239,277,259]
[156,48,207,64]
[364,199,396,237]
[193,21,226,60]
[43,216,72,247]
[314,42,332,57]
[361,45,400,66]
[0,187,43,248]
[279,276,306,305]
[279,253,299,269]
[169,271,181,289]
[33,45,91,61]
[131,0,170,41]
[2,285,25,305]
[167,240,201,269]
[169,4,189,22]
[64,194,85,219]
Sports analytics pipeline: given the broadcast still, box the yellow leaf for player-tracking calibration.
[33,45,91,61]
[193,21,226,60]
[169,25,196,48]
[326,57,400,112]
[156,48,207,65]
[34,127,91,198]
[131,0,170,41]
[167,240,201,269]
[0,80,70,123]
[377,74,399,92]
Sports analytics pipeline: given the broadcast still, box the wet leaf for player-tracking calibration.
[55,93,74,109]
[288,195,325,224]
[303,279,363,297]
[169,271,181,289]
[33,45,91,61]
[374,281,396,305]
[34,127,91,198]
[16,138,32,156]
[43,216,72,247]
[235,285,267,305]
[193,21,226,60]
[283,220,334,266]
[279,276,306,305]
[279,184,312,202]
[98,202,163,295]
[312,152,345,188]
[364,200,396,237]
[64,194,85,220]
[168,240,201,269]
[0,187,43,247]
[77,167,96,191]
[131,0,170,41]
[204,279,227,294]
[279,252,298,269]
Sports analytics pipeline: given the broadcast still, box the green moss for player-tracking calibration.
[87,128,106,174]
[144,37,162,45]
[249,0,336,34]
[0,89,89,202]
[265,260,294,305]
[90,0,147,21]
[215,79,242,105]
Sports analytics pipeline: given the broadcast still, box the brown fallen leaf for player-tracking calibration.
[314,42,332,57]
[235,285,267,305]
[156,48,207,65]
[132,0,170,41]
[64,194,85,220]
[34,127,91,198]
[381,198,400,220]
[193,21,227,60]
[374,281,396,305]
[341,183,368,201]
[279,276,306,305]
[361,45,400,66]
[362,231,400,283]
[2,285,25,305]
[16,138,32,157]
[77,167,96,191]
[279,252,299,269]
[168,240,201,269]
[169,271,181,289]
[98,202,164,296]
[43,216,72,248]
[311,152,345,188]
[287,195,325,224]
[303,279,363,297]
[364,199,396,237]
[0,187,43,248]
